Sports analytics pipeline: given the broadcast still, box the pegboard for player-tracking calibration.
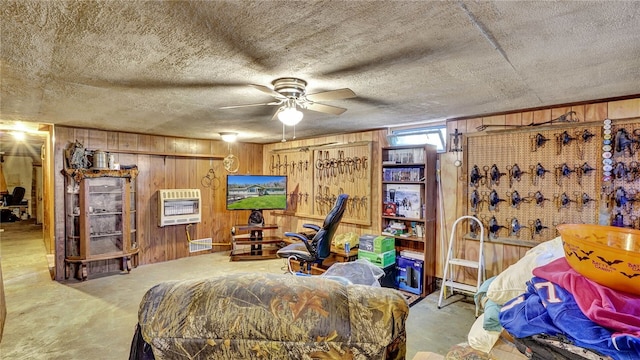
[466,123,602,246]
[268,141,372,225]
[604,118,640,228]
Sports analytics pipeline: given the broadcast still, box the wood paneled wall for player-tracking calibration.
[51,97,640,285]
[53,127,263,280]
[442,97,640,284]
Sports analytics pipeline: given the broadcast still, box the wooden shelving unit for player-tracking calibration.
[381,145,438,296]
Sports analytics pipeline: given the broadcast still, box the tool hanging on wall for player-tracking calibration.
[554,163,575,186]
[469,165,484,188]
[508,217,528,237]
[531,133,550,152]
[530,163,551,186]
[487,164,506,188]
[576,128,596,159]
[530,190,550,207]
[529,218,549,238]
[508,190,529,209]
[575,162,595,185]
[488,215,506,239]
[575,192,595,212]
[613,128,636,156]
[555,130,577,156]
[449,128,464,167]
[488,189,505,211]
[476,110,578,132]
[507,163,527,188]
[470,189,483,213]
[554,192,574,211]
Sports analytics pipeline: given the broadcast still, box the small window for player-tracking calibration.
[388,125,447,152]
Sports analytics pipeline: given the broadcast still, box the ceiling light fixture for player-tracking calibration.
[219,132,238,142]
[277,99,303,126]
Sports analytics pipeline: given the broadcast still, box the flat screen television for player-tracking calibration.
[226,175,287,224]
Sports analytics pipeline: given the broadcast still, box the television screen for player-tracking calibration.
[226,175,287,210]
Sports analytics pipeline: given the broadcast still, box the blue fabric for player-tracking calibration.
[500,277,640,360]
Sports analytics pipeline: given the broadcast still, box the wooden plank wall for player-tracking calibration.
[53,127,263,280]
[50,97,640,285]
[442,97,640,284]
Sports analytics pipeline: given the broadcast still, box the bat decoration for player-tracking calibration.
[597,256,624,266]
[573,252,590,261]
[580,250,594,256]
[621,272,640,279]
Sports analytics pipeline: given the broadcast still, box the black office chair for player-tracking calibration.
[3,186,25,206]
[277,194,349,274]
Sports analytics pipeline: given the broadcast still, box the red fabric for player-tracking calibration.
[533,257,640,338]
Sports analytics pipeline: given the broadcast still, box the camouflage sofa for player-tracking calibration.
[129,272,409,360]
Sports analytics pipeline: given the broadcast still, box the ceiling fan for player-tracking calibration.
[220,77,356,125]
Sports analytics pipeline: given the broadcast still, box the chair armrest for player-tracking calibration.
[284,232,311,243]
[302,224,321,232]
[284,232,316,256]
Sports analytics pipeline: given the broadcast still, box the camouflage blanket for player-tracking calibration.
[132,272,408,360]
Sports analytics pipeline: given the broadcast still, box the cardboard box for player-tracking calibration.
[396,256,423,295]
[384,184,422,219]
[358,249,396,268]
[359,235,395,253]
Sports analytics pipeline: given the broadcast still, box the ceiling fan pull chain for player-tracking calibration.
[281,123,286,142]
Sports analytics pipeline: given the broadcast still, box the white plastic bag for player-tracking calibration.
[321,259,385,287]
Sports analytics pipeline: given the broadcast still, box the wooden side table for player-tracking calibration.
[230,224,282,261]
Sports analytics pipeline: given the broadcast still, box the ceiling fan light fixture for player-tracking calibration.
[278,104,303,126]
[219,132,238,142]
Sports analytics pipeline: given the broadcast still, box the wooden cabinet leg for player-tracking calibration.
[81,264,88,281]
[65,262,70,279]
[125,257,132,272]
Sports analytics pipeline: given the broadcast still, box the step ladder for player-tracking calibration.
[438,215,485,317]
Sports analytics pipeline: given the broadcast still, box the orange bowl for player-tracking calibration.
[557,224,640,295]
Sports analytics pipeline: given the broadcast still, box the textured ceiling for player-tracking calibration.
[1,1,639,145]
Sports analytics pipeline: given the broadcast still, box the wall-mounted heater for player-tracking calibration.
[157,189,201,227]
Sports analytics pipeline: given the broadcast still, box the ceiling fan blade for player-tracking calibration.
[304,102,347,116]
[271,107,283,121]
[219,101,281,110]
[249,84,285,98]
[305,88,356,102]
